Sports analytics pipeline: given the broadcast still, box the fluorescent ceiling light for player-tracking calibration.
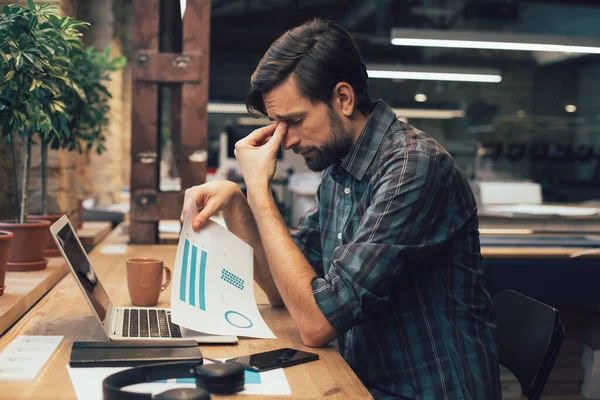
[211,103,465,119]
[367,65,501,83]
[207,103,248,114]
[414,93,428,102]
[392,108,464,119]
[391,28,600,54]
[565,105,577,113]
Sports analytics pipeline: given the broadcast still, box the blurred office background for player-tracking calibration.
[168,1,600,232]
[2,0,600,223]
[165,0,600,222]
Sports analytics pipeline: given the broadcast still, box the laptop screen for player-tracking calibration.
[55,222,109,322]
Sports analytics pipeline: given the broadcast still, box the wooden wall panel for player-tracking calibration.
[180,0,210,190]
[130,0,160,244]
[130,0,209,243]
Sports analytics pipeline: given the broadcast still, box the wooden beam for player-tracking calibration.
[130,83,158,190]
[131,191,183,221]
[180,0,210,189]
[130,0,160,242]
[130,0,209,243]
[134,52,205,83]
[132,0,159,51]
[129,221,159,244]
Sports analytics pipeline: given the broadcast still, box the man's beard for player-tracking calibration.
[293,107,353,172]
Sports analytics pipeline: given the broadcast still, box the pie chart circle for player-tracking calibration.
[224,310,254,329]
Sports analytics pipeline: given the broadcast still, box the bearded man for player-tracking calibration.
[181,18,501,400]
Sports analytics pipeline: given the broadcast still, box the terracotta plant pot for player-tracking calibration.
[0,231,14,296]
[0,220,50,271]
[28,214,63,257]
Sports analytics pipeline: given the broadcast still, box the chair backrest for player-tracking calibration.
[493,290,564,400]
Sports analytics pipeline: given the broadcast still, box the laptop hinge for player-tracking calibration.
[111,307,121,336]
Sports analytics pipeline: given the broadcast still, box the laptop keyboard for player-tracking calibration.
[121,309,182,338]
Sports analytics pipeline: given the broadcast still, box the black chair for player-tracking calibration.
[493,290,564,400]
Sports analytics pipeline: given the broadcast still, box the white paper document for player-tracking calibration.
[67,361,291,399]
[0,336,63,381]
[170,204,276,339]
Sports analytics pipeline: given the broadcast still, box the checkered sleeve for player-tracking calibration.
[312,149,466,334]
[291,189,323,274]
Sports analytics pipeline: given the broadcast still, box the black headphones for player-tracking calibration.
[102,360,245,400]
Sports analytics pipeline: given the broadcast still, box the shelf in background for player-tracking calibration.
[78,221,113,251]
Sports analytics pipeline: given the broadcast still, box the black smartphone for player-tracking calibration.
[226,348,319,372]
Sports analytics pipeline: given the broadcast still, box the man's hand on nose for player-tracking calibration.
[234,122,288,189]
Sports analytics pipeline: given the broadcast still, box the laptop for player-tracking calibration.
[50,215,238,344]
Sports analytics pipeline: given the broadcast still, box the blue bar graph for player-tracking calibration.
[199,250,207,311]
[179,239,190,302]
[179,239,207,311]
[189,245,197,306]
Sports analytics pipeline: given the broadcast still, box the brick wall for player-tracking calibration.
[80,39,126,205]
[78,0,126,206]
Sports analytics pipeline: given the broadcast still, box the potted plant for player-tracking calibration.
[0,1,86,270]
[59,45,126,229]
[0,230,13,295]
[29,27,127,255]
[28,7,91,256]
[0,131,15,290]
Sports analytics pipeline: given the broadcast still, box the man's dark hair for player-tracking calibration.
[246,19,374,117]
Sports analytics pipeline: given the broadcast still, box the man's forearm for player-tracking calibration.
[246,185,336,346]
[222,192,283,306]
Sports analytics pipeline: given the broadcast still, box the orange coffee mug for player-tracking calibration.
[126,258,171,306]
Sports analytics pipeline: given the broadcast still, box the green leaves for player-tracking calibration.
[109,55,127,70]
[0,1,126,160]
[63,44,126,155]
[3,70,15,82]
[14,54,23,69]
[1,2,105,146]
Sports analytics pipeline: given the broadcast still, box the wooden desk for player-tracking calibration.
[480,240,600,305]
[479,212,600,234]
[482,246,600,259]
[77,221,113,251]
[0,258,69,336]
[0,228,371,399]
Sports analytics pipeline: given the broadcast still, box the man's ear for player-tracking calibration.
[332,82,355,117]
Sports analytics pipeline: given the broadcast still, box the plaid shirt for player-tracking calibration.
[292,101,500,399]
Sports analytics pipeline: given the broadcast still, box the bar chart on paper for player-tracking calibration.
[179,239,207,311]
[171,205,276,338]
